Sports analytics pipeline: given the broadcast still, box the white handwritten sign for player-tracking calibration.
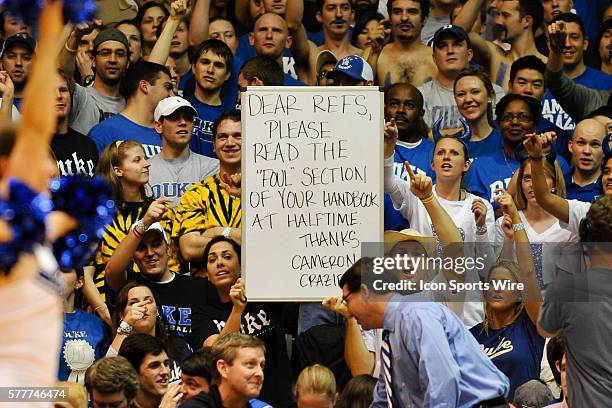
[242,86,384,300]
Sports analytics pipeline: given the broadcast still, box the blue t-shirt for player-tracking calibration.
[385,139,435,231]
[466,128,502,161]
[284,74,305,86]
[236,34,299,80]
[574,0,609,40]
[466,148,519,204]
[58,309,109,383]
[185,94,230,158]
[564,169,603,202]
[88,114,162,158]
[542,67,612,132]
[470,310,545,400]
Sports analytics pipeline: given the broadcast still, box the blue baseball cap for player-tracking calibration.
[326,55,374,82]
[431,24,471,49]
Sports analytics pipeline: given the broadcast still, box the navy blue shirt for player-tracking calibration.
[564,169,603,202]
[470,310,545,400]
[467,128,502,161]
[385,139,435,230]
[236,34,299,80]
[185,94,234,158]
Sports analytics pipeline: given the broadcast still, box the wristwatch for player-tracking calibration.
[82,74,94,87]
[476,225,488,235]
[117,320,133,335]
[134,219,147,236]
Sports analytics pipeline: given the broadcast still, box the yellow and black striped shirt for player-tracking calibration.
[173,173,241,239]
[94,200,182,302]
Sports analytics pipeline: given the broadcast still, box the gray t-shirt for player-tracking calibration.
[418,78,506,129]
[69,84,125,136]
[538,267,612,408]
[421,15,451,46]
[148,150,219,207]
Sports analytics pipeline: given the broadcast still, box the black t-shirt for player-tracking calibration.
[126,272,216,349]
[191,282,296,408]
[51,128,99,177]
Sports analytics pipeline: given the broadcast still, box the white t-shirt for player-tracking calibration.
[494,211,581,288]
[561,199,591,237]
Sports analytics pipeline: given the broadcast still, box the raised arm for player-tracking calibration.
[203,278,246,347]
[453,0,492,66]
[495,188,541,324]
[0,72,14,124]
[58,21,100,82]
[286,0,314,79]
[179,227,241,261]
[8,1,63,192]
[148,0,190,64]
[523,133,570,223]
[189,0,211,47]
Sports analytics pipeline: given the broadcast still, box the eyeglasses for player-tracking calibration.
[341,291,355,304]
[97,49,128,59]
[500,113,533,123]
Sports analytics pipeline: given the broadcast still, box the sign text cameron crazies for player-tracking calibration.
[242,87,384,301]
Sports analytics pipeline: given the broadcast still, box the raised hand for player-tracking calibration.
[123,300,150,326]
[76,50,94,80]
[142,197,173,227]
[406,159,432,199]
[220,172,241,197]
[323,295,352,319]
[229,277,247,310]
[494,188,518,218]
[500,214,514,241]
[170,0,191,19]
[0,71,14,98]
[383,117,398,159]
[371,19,390,52]
[471,198,487,227]
[548,21,567,53]
[523,133,548,159]
[159,382,184,408]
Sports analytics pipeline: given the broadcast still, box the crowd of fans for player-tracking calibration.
[1,0,612,407]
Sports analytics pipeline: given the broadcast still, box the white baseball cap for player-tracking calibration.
[154,96,197,122]
[131,221,168,242]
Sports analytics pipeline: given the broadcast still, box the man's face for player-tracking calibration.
[317,0,353,38]
[2,44,33,87]
[432,35,472,76]
[499,99,536,146]
[93,40,129,86]
[214,119,242,166]
[603,157,612,196]
[569,121,604,175]
[133,231,169,279]
[91,390,130,408]
[2,16,30,38]
[55,74,72,121]
[209,19,239,54]
[220,347,265,399]
[541,0,572,24]
[79,28,101,60]
[509,68,545,100]
[385,84,422,135]
[317,62,336,86]
[390,0,424,42]
[180,373,210,402]
[192,49,231,92]
[147,72,174,105]
[138,351,170,398]
[599,29,612,66]
[557,354,567,397]
[250,13,290,59]
[262,0,287,15]
[170,20,190,57]
[156,107,195,148]
[494,1,526,43]
[341,284,377,329]
[560,21,588,68]
[117,23,142,63]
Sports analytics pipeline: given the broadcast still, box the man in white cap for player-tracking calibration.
[149,96,219,207]
[326,55,374,86]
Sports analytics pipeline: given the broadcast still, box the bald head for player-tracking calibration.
[250,13,290,60]
[570,118,606,176]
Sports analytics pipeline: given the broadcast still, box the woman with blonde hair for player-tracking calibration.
[295,364,337,408]
[94,140,181,302]
[470,188,544,401]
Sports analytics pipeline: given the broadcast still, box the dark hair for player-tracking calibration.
[239,55,284,86]
[316,0,352,13]
[495,93,542,127]
[351,11,384,46]
[580,195,612,243]
[112,281,165,338]
[509,55,546,84]
[203,236,242,264]
[587,104,612,121]
[517,0,543,33]
[387,0,430,20]
[454,67,495,126]
[546,336,565,386]
[119,60,171,99]
[212,109,242,141]
[338,257,387,293]
[118,333,168,372]
[552,12,586,37]
[335,375,377,408]
[134,2,169,31]
[191,39,233,75]
[117,19,140,31]
[181,348,213,382]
